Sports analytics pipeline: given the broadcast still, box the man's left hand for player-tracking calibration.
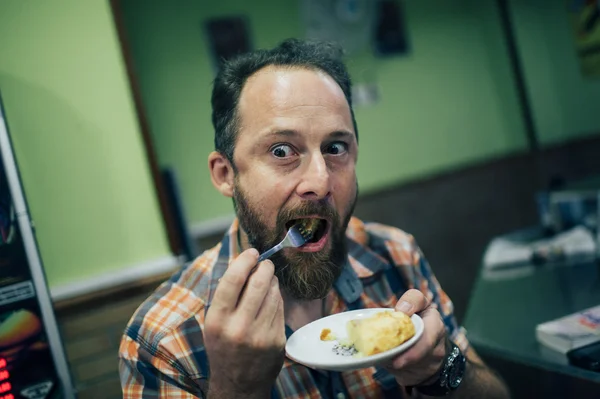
[386,289,448,387]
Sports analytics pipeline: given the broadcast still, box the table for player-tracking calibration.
[464,258,600,384]
[464,235,600,399]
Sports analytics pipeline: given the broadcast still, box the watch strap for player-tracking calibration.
[413,340,466,396]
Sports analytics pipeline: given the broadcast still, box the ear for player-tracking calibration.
[208,151,234,197]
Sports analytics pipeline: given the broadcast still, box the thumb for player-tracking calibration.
[395,289,429,316]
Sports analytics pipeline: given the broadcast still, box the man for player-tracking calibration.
[119,38,510,398]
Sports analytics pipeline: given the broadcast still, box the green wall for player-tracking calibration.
[120,0,308,223]
[121,0,530,226]
[0,0,593,287]
[0,1,172,287]
[347,0,528,189]
[510,0,600,145]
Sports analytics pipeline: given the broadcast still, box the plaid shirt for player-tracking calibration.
[119,216,468,398]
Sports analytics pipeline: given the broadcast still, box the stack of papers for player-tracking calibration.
[536,305,600,354]
[483,226,597,270]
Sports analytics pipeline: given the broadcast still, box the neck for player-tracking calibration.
[237,226,251,253]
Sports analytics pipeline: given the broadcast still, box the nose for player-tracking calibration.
[296,152,331,201]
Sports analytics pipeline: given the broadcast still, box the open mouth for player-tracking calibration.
[286,218,329,243]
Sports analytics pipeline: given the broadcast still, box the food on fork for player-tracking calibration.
[297,218,321,241]
[346,310,415,356]
[256,222,315,263]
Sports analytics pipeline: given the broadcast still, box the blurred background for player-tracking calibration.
[1,0,600,398]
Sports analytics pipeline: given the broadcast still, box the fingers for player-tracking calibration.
[395,288,430,316]
[237,260,276,319]
[255,276,282,328]
[211,249,260,313]
[273,288,286,345]
[391,307,446,370]
[274,291,285,332]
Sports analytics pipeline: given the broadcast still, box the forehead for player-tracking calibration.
[236,66,354,142]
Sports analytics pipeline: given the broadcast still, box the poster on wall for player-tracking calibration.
[302,0,409,57]
[0,92,74,398]
[568,0,600,77]
[203,16,252,74]
[0,144,58,399]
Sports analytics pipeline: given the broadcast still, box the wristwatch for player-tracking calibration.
[414,340,466,396]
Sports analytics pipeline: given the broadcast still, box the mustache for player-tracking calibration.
[277,200,338,227]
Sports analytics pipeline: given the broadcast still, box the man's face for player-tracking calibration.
[231,66,358,300]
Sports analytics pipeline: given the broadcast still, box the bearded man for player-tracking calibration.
[119,38,510,399]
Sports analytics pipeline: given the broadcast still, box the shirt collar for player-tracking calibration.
[333,255,363,304]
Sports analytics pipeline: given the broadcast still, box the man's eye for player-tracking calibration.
[326,142,348,155]
[271,144,295,158]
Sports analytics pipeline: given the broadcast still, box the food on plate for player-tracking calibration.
[346,310,415,356]
[320,328,336,341]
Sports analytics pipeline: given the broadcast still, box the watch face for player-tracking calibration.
[416,344,466,396]
[448,355,466,389]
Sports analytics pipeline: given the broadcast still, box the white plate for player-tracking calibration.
[285,308,424,372]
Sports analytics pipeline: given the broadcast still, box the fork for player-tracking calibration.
[257,224,313,263]
[218,224,315,283]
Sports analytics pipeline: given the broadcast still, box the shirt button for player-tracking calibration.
[336,393,345,399]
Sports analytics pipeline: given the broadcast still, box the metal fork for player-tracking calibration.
[217,225,314,282]
[257,224,312,262]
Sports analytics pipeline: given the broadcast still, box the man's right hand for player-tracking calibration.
[204,248,285,398]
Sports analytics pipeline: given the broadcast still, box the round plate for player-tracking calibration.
[285,308,424,372]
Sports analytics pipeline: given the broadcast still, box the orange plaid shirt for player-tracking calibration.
[119,217,468,398]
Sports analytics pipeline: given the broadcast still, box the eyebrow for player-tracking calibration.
[263,129,355,140]
[328,130,355,140]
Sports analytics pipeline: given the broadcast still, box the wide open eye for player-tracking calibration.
[325,142,348,155]
[271,144,295,158]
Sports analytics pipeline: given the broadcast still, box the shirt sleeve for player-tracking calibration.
[119,332,208,398]
[409,244,469,352]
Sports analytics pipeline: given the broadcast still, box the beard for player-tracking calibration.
[233,180,357,301]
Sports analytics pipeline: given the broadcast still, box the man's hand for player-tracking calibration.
[386,289,447,387]
[204,249,285,398]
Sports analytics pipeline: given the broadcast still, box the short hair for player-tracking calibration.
[211,38,358,165]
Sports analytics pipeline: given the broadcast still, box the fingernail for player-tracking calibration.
[397,301,413,314]
[248,248,259,257]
